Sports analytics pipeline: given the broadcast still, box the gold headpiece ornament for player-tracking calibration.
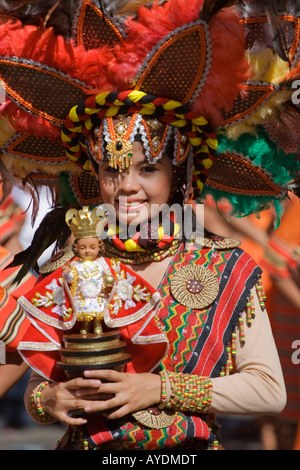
[65,206,107,240]
[105,116,136,171]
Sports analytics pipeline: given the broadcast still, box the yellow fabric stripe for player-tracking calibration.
[84,118,93,131]
[61,132,72,143]
[169,119,187,128]
[174,223,181,236]
[127,90,147,103]
[113,99,126,106]
[83,160,91,171]
[157,226,164,240]
[95,92,110,106]
[107,224,119,236]
[192,116,208,126]
[189,137,203,147]
[206,138,218,150]
[66,151,79,161]
[140,106,156,115]
[69,144,80,152]
[202,158,214,169]
[69,106,81,123]
[198,145,209,153]
[163,99,182,110]
[67,125,83,133]
[124,239,146,252]
[196,180,204,192]
[106,106,120,117]
[84,107,100,115]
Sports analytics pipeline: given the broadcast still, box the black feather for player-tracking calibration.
[5,206,71,285]
[289,175,300,198]
[264,1,290,62]
[0,1,74,37]
[201,0,239,21]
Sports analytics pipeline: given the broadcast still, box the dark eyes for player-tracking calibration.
[101,164,158,174]
[140,165,158,173]
[102,166,119,173]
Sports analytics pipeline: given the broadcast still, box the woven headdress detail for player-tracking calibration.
[0,0,299,216]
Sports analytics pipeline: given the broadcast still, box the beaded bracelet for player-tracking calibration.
[159,371,213,414]
[158,370,172,409]
[28,381,56,424]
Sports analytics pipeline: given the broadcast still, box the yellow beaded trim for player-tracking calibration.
[219,278,266,377]
[159,371,213,414]
[28,381,55,424]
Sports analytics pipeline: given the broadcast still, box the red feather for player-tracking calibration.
[0,20,114,137]
[0,20,114,90]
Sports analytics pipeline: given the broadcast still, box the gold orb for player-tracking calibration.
[104,274,115,286]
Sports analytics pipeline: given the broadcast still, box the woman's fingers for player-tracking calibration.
[104,404,132,420]
[57,412,88,427]
[81,370,161,419]
[40,379,102,426]
[65,377,102,391]
[41,370,161,424]
[83,369,123,382]
[83,394,124,415]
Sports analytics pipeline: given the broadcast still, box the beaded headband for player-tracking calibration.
[88,113,190,171]
[0,0,299,217]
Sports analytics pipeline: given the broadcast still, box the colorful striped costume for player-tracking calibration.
[52,240,262,450]
[0,197,36,352]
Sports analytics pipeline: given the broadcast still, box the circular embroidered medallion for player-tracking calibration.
[39,246,74,274]
[170,265,219,309]
[132,408,175,429]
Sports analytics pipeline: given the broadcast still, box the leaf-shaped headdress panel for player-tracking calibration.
[0,8,123,202]
[133,22,210,105]
[74,0,124,49]
[0,58,88,125]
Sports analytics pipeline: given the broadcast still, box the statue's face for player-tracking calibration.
[75,237,100,261]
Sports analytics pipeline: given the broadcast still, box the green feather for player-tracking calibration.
[201,127,300,220]
[58,171,78,207]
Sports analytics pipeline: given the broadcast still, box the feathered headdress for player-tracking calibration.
[0,0,299,239]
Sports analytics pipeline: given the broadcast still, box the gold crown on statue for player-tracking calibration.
[65,206,106,240]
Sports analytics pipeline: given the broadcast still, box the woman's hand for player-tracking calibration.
[75,369,161,420]
[40,377,102,426]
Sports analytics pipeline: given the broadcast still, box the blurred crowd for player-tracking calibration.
[0,184,299,451]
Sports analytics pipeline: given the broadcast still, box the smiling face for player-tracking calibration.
[98,141,173,226]
[75,237,100,261]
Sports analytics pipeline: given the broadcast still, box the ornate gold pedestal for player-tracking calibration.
[57,329,131,379]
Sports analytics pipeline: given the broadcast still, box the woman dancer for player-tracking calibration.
[0,0,298,451]
[21,129,286,450]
